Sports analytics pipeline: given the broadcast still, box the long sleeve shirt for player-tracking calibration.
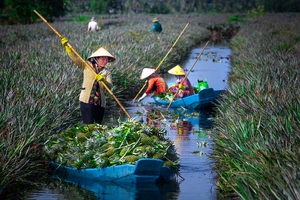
[176,77,194,97]
[145,74,168,95]
[67,52,112,107]
[151,22,162,33]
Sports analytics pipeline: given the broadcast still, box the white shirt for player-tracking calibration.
[87,21,99,32]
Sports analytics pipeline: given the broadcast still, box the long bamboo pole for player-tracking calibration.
[33,10,131,119]
[132,22,189,102]
[167,40,210,109]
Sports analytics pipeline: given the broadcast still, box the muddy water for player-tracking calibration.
[26,41,231,200]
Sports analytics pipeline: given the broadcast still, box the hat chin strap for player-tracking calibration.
[91,58,101,73]
[92,58,99,65]
[96,64,100,73]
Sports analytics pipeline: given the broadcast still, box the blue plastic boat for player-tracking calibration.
[51,158,177,184]
[52,170,179,199]
[153,88,225,109]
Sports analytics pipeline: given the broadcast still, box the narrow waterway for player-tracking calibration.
[26,40,231,200]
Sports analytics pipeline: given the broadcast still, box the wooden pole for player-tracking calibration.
[167,40,210,109]
[132,22,190,102]
[34,10,131,119]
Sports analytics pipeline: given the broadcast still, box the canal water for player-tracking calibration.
[26,40,231,200]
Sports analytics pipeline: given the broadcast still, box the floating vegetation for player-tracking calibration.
[155,92,174,102]
[197,141,208,147]
[44,119,180,174]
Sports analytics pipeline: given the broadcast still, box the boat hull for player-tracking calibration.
[51,158,176,184]
[153,88,225,109]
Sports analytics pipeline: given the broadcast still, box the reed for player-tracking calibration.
[211,13,300,199]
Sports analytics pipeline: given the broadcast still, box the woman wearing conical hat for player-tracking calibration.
[138,68,168,102]
[60,37,115,124]
[168,65,194,98]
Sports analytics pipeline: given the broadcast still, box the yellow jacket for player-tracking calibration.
[68,52,113,107]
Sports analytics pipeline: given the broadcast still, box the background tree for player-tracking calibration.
[90,0,120,14]
[3,0,66,24]
[90,0,109,14]
[1,0,299,24]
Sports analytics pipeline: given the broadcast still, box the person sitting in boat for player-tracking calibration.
[138,68,168,102]
[168,65,194,98]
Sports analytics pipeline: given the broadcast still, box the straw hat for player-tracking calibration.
[168,65,185,75]
[152,18,158,22]
[140,68,155,79]
[87,47,115,62]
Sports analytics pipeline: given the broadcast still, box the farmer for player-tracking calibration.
[138,68,168,102]
[86,17,99,33]
[61,37,115,124]
[150,17,162,33]
[168,65,194,98]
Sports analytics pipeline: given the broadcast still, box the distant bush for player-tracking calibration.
[227,15,247,22]
[248,5,265,18]
[2,0,65,24]
[148,4,171,14]
[90,0,109,14]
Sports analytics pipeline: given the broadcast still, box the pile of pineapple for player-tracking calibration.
[44,119,180,172]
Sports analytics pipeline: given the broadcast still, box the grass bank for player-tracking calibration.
[212,13,300,199]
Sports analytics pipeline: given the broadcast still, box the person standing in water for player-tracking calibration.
[61,37,115,124]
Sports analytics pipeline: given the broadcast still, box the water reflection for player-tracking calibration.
[50,174,180,200]
[145,107,167,127]
[163,108,218,200]
[171,120,193,136]
[170,107,215,130]
[198,109,214,129]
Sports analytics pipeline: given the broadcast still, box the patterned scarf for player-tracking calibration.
[89,81,101,105]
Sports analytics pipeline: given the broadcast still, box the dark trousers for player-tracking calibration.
[80,102,105,124]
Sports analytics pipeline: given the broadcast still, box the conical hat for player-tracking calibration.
[152,18,158,22]
[140,68,155,79]
[87,47,115,62]
[168,65,185,75]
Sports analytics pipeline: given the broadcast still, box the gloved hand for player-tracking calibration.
[95,74,104,82]
[178,84,186,90]
[61,37,68,46]
[61,37,72,53]
[138,93,147,102]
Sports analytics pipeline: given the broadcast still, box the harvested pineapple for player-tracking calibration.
[44,119,180,174]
